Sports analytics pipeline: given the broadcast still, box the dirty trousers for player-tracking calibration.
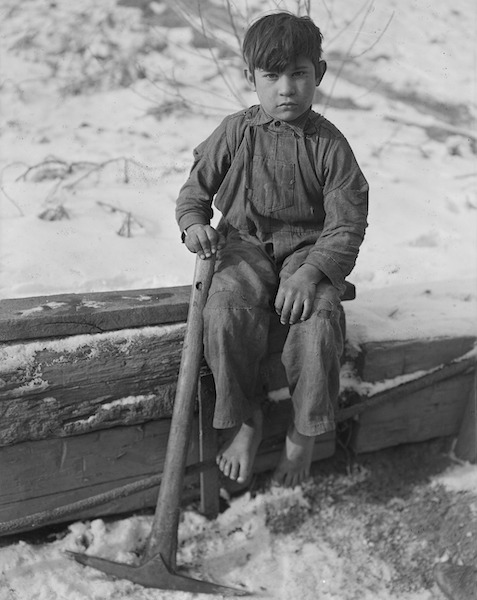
[203,232,344,437]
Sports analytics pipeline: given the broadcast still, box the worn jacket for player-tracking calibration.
[176,105,368,293]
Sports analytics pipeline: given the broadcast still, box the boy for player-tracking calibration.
[176,12,368,487]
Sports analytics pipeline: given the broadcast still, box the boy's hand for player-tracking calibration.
[275,264,323,325]
[184,224,224,259]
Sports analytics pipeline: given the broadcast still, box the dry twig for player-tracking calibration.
[97,200,144,238]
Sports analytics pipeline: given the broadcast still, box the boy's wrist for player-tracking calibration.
[185,223,205,233]
[181,222,207,242]
[299,263,323,284]
[179,213,209,234]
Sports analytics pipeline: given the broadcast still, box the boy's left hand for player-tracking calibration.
[275,264,323,325]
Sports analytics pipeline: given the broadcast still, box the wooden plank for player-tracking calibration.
[350,370,473,453]
[0,418,201,526]
[360,336,476,383]
[0,286,191,342]
[0,324,188,446]
[0,280,354,344]
[0,396,335,532]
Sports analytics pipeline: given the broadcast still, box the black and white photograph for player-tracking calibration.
[0,1,476,598]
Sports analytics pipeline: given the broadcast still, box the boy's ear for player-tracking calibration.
[244,68,256,90]
[315,60,327,86]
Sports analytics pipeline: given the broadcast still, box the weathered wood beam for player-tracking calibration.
[350,370,474,454]
[0,397,335,534]
[359,336,476,383]
[0,324,188,446]
[0,418,200,527]
[0,460,216,537]
[0,281,354,344]
[0,286,191,342]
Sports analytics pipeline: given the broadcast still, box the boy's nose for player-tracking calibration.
[279,76,295,95]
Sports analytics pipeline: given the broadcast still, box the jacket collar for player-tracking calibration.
[247,105,319,137]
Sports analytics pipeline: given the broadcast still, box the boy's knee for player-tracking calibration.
[305,301,344,356]
[312,295,335,317]
[206,276,274,311]
[205,289,252,311]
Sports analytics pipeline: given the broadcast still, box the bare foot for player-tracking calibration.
[272,425,315,488]
[216,409,263,484]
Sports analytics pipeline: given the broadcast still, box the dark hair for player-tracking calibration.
[242,12,323,76]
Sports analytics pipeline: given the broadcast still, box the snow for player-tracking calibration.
[0,487,434,600]
[2,467,474,600]
[434,463,477,495]
[1,0,476,598]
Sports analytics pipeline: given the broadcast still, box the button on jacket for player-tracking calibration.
[176,105,368,294]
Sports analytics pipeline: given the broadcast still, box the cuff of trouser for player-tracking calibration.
[213,417,241,429]
[295,415,335,437]
[212,398,264,430]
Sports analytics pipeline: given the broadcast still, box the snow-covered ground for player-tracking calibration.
[1,0,476,598]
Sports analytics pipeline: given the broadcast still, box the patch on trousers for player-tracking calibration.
[205,290,267,311]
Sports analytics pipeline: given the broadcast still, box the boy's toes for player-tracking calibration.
[270,469,285,487]
[224,461,234,479]
[228,460,240,481]
[236,465,249,484]
[217,454,240,480]
[279,473,294,488]
[217,454,229,477]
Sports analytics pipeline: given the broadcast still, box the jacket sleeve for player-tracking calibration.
[303,135,369,294]
[175,117,233,233]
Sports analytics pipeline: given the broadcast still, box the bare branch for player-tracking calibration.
[326,1,372,46]
[63,157,138,190]
[141,76,239,115]
[196,1,246,107]
[38,205,70,221]
[322,0,375,113]
[224,0,244,50]
[351,10,394,59]
[15,157,98,182]
[97,201,144,237]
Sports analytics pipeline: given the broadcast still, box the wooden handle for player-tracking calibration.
[145,255,216,566]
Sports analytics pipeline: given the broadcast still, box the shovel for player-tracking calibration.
[68,255,248,596]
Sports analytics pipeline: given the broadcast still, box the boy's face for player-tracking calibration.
[244,55,326,122]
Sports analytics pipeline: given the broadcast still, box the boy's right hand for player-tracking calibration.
[184,224,224,259]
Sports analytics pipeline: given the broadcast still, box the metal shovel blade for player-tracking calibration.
[67,550,249,596]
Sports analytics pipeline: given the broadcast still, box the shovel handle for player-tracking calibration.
[145,254,216,565]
